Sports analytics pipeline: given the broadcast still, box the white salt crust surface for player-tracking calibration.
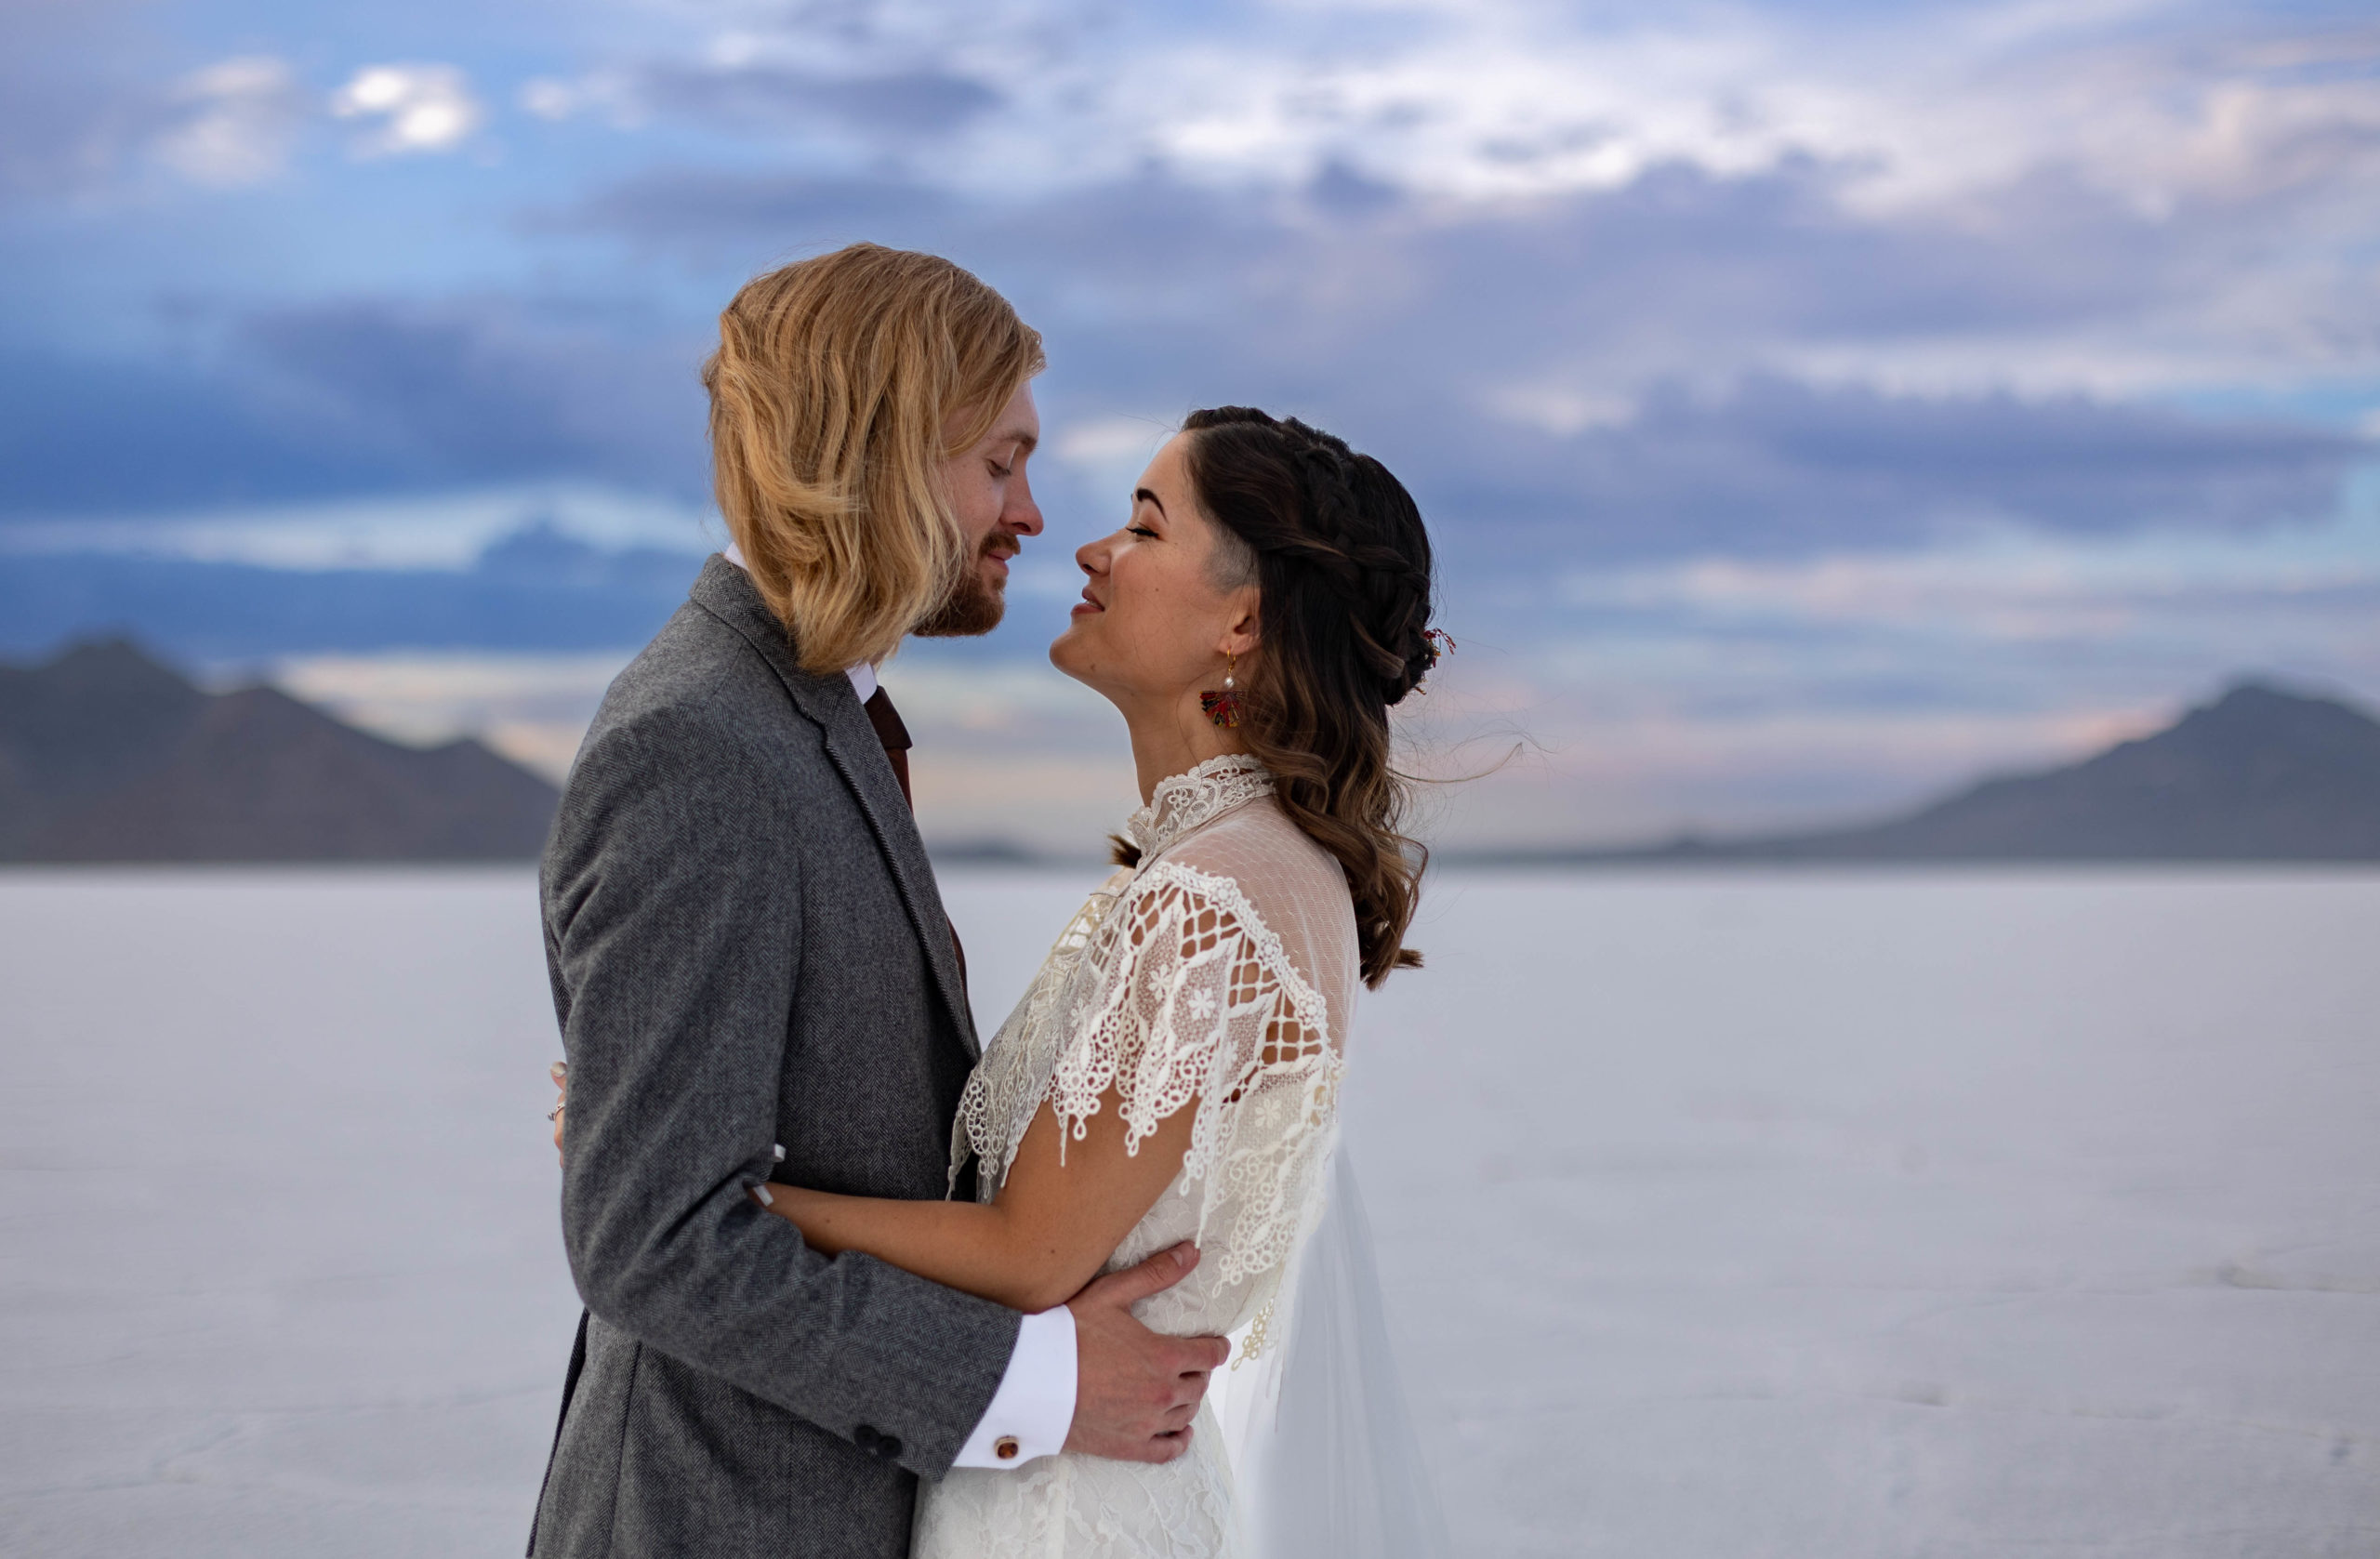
[1,867,2375,1556]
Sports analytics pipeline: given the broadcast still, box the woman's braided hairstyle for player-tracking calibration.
[1166,404,1436,986]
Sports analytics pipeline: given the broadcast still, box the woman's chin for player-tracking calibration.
[1045,636,1115,702]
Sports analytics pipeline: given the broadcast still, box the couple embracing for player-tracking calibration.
[532,243,1447,1558]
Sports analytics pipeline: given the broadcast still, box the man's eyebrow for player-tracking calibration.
[1132,487,1167,517]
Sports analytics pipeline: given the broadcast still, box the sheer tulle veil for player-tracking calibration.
[1215,1143,1453,1557]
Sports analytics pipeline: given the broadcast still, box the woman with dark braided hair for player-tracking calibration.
[743,405,1447,1556]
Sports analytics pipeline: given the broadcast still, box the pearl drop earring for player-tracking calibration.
[1199,652,1243,728]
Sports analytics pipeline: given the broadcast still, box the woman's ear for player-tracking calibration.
[1218,594,1263,660]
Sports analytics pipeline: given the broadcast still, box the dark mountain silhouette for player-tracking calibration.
[0,640,560,862]
[1579,680,2380,863]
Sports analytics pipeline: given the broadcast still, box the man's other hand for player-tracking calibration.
[1063,1242,1229,1463]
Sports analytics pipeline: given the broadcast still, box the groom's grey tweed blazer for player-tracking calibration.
[528,557,1020,1559]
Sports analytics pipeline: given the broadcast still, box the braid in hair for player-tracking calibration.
[1166,405,1438,987]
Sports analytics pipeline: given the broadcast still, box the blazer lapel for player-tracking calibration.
[689,557,980,1061]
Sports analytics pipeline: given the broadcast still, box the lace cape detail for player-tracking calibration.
[1127,752,1275,857]
[951,759,1344,1293]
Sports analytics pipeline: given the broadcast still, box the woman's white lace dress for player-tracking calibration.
[914,754,1357,1559]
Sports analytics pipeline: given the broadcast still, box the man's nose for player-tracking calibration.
[1007,474,1045,535]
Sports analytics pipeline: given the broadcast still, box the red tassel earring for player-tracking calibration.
[1200,652,1243,728]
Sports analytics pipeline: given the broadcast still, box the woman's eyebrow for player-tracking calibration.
[1132,487,1168,518]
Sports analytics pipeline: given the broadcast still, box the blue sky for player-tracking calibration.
[5,0,2377,849]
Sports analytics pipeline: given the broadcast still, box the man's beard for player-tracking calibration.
[913,541,1012,638]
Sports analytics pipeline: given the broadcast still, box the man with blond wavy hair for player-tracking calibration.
[529,244,1223,1559]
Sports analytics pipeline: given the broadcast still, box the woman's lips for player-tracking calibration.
[1071,588,1104,616]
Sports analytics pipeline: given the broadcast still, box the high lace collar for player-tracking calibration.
[1127,753,1275,859]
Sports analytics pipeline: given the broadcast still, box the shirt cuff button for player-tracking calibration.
[994,1435,1021,1461]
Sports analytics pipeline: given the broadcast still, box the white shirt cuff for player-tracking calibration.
[951,1305,1077,1469]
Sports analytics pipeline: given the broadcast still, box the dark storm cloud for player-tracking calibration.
[561,167,957,255]
[640,62,1003,139]
[1390,378,2365,569]
[570,160,2358,563]
[0,348,421,515]
[239,301,704,487]
[10,153,2363,552]
[0,538,703,659]
[0,303,708,518]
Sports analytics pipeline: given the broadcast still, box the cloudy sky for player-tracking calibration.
[5,0,2377,851]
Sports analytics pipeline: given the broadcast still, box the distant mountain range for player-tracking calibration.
[0,640,558,862]
[1515,680,2380,864]
[6,641,2376,865]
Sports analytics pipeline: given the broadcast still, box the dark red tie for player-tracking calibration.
[864,685,964,988]
[862,686,913,808]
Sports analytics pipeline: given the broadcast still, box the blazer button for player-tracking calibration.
[853,1424,881,1454]
[872,1433,903,1461]
[994,1435,1021,1461]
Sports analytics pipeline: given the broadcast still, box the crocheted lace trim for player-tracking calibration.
[1126,753,1275,859]
[950,853,1341,1292]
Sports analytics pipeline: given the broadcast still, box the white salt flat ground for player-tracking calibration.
[2,867,2375,1556]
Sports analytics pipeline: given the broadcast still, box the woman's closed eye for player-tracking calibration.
[1126,524,1158,539]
